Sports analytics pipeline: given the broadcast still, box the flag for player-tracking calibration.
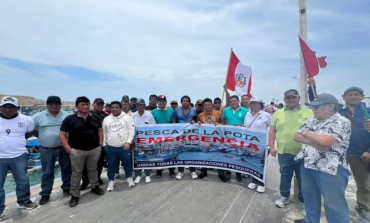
[299,36,327,78]
[226,50,252,97]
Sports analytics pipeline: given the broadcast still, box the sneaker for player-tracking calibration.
[197,172,207,179]
[169,172,176,178]
[300,203,306,216]
[243,174,251,179]
[191,172,198,179]
[107,180,115,192]
[357,209,370,222]
[91,186,105,196]
[247,183,257,190]
[176,172,184,180]
[18,200,38,210]
[69,196,79,207]
[134,176,142,184]
[145,176,151,183]
[39,195,50,205]
[293,219,306,223]
[127,177,135,187]
[256,186,265,193]
[275,196,289,208]
[114,173,119,179]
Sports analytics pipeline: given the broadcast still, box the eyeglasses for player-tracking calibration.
[197,104,203,106]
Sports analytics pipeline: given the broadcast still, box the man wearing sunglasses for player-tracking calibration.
[33,96,71,205]
[269,89,313,211]
[339,86,370,222]
[293,93,351,223]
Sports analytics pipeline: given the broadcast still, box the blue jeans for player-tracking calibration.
[104,145,132,181]
[278,153,303,202]
[39,146,71,195]
[0,153,31,213]
[302,163,349,223]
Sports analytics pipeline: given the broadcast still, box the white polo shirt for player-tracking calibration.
[0,114,34,158]
[244,110,272,132]
[132,111,156,125]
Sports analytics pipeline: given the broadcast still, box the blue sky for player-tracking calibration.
[0,0,369,104]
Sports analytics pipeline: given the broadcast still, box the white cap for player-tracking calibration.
[249,97,264,104]
[0,96,19,107]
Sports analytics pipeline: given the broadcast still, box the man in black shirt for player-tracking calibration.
[80,98,108,189]
[60,96,105,207]
[145,94,158,110]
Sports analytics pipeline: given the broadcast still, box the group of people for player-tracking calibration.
[0,84,369,223]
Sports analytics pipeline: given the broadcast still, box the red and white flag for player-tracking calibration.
[299,36,327,78]
[226,50,252,97]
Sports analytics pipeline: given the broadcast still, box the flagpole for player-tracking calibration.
[299,0,308,104]
[221,47,233,106]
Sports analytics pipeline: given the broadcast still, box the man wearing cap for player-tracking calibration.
[195,100,204,116]
[170,100,178,111]
[104,102,111,115]
[0,96,38,216]
[219,95,248,182]
[197,98,223,179]
[145,95,158,111]
[151,95,176,178]
[32,96,71,205]
[338,86,370,222]
[269,89,313,210]
[60,96,105,207]
[172,95,198,180]
[132,99,156,184]
[130,97,138,112]
[80,98,109,190]
[293,93,351,223]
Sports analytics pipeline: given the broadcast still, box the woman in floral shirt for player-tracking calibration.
[293,93,351,223]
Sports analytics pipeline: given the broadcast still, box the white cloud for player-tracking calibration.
[0,0,369,104]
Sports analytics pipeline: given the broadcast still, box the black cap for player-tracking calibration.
[343,86,364,96]
[196,99,203,105]
[93,98,104,104]
[46,96,61,104]
[136,98,145,105]
[305,93,338,106]
[130,97,138,102]
[158,95,167,101]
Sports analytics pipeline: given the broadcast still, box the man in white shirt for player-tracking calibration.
[132,99,156,184]
[103,101,135,191]
[0,96,38,218]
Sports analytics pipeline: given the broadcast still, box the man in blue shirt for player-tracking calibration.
[172,95,198,180]
[33,96,71,205]
[340,86,370,222]
[219,95,248,182]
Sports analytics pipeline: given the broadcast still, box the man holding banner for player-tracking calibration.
[219,95,248,182]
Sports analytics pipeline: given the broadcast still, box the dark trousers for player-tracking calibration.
[178,167,195,173]
[157,168,175,174]
[39,146,71,195]
[104,145,132,181]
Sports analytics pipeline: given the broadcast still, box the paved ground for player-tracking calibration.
[0,157,362,223]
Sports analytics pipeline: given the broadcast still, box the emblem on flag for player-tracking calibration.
[236,73,246,87]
